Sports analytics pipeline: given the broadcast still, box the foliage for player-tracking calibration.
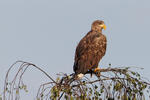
[2,61,150,100]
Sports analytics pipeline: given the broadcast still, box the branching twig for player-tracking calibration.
[2,61,150,100]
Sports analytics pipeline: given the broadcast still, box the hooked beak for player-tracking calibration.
[100,24,106,30]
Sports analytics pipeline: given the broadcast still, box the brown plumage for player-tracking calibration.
[73,20,107,75]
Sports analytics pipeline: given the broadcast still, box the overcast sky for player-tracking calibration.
[0,0,150,99]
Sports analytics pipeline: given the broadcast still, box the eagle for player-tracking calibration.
[73,20,107,78]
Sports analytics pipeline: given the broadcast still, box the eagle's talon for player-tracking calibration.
[96,71,101,77]
[94,67,101,77]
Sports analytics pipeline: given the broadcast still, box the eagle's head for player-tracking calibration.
[91,20,106,32]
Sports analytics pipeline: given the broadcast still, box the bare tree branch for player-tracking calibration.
[2,61,150,100]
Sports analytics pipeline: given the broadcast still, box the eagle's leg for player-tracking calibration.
[94,67,101,77]
[89,70,93,77]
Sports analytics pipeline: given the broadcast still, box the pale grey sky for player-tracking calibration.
[0,0,150,99]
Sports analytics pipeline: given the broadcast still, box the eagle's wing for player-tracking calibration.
[73,32,107,74]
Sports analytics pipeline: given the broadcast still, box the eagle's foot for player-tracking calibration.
[94,67,100,72]
[94,67,101,77]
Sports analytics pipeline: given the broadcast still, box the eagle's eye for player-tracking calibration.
[99,23,103,27]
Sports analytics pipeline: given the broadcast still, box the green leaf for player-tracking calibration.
[70,96,74,100]
[16,90,19,94]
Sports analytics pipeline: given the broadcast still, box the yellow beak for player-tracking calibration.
[103,24,106,30]
[100,24,106,30]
